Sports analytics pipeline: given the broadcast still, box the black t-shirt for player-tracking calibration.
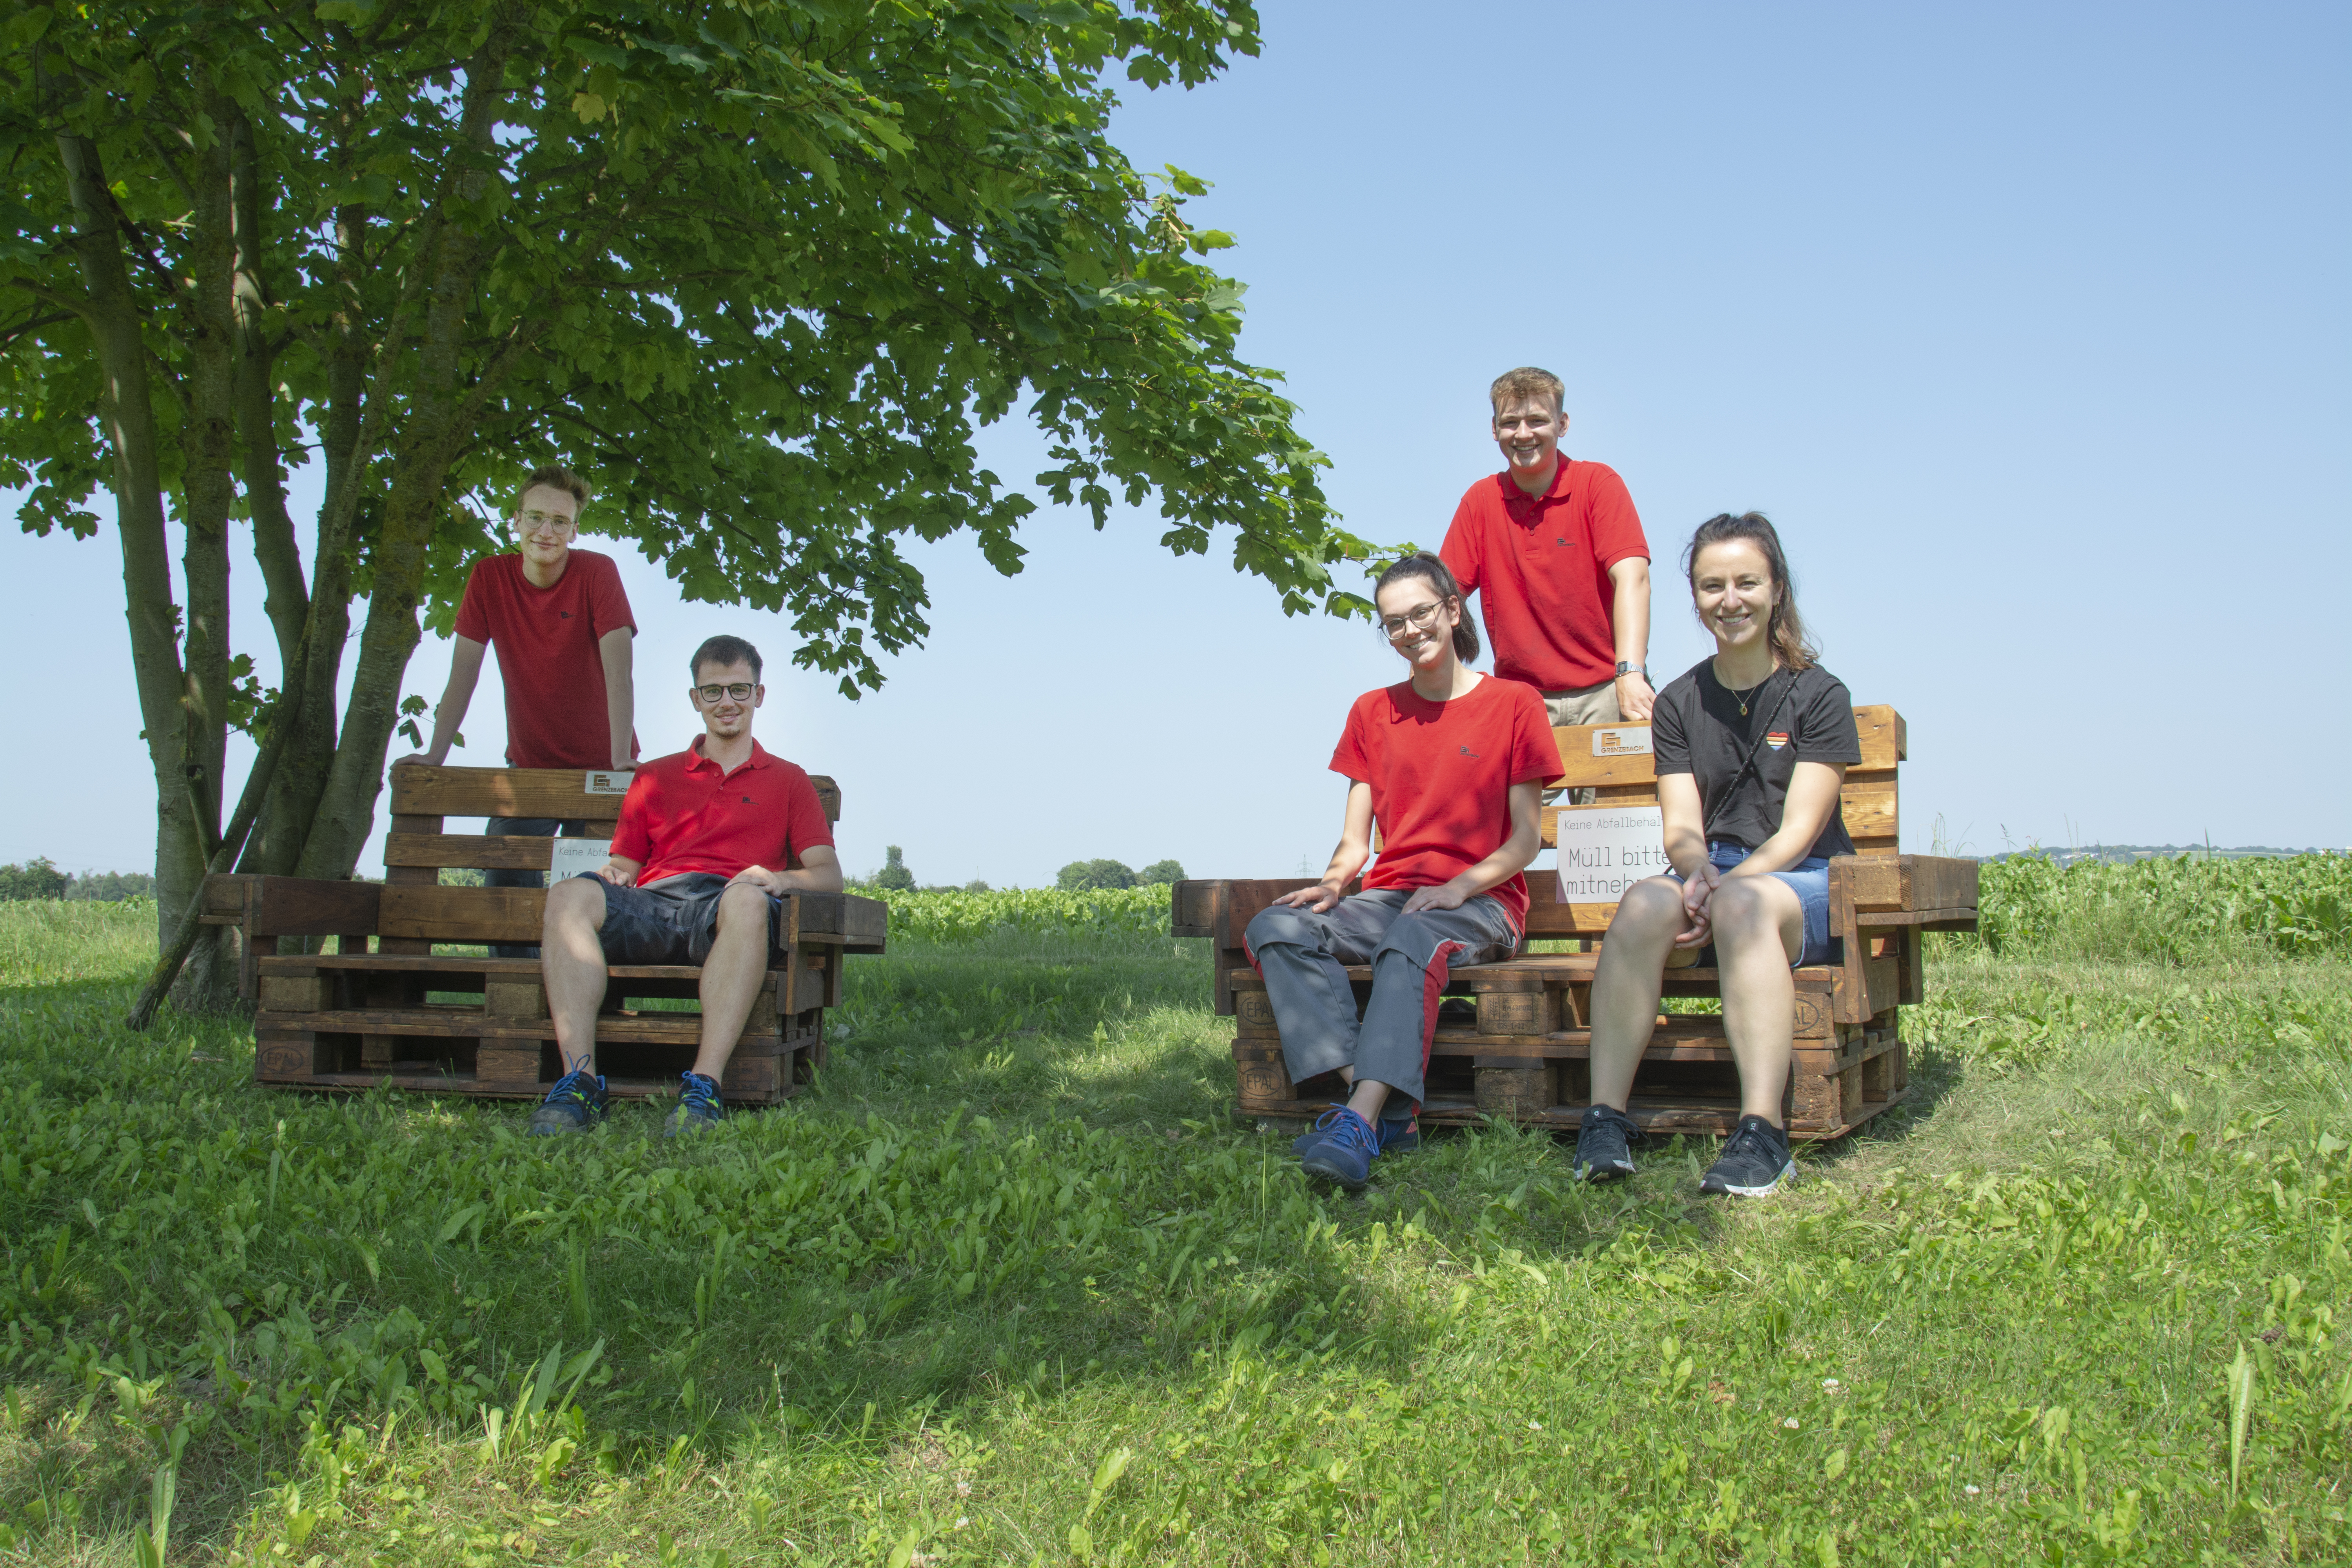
[1651,660,1863,859]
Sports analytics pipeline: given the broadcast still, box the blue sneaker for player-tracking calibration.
[1293,1104,1419,1158]
[665,1071,725,1137]
[1297,1105,1379,1191]
[528,1067,607,1136]
[1380,1107,1421,1154]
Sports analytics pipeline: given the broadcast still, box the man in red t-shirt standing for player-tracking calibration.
[1439,366,1654,728]
[398,465,638,953]
[529,635,843,1138]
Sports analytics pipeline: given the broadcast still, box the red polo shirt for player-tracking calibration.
[452,550,639,768]
[1439,459,1648,691]
[1329,675,1563,931]
[609,737,834,886]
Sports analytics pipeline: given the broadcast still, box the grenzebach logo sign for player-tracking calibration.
[1555,806,1671,901]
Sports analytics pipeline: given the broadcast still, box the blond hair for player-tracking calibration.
[514,463,590,515]
[1488,366,1565,417]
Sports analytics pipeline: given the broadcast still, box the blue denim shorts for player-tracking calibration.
[580,873,782,966]
[1671,842,1835,968]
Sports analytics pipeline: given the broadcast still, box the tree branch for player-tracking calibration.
[0,310,76,350]
[5,276,97,323]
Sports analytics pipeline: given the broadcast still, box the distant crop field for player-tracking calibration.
[0,863,2343,1563]
[1962,851,2352,961]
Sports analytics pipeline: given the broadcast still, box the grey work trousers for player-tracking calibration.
[1243,888,1519,1111]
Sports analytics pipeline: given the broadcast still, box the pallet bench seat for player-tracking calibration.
[201,764,886,1107]
[1173,705,1978,1142]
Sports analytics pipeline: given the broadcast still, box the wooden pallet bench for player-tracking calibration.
[1173,705,1978,1142]
[200,764,886,1107]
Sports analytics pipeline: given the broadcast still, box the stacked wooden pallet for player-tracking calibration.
[201,764,886,1107]
[1174,706,1978,1141]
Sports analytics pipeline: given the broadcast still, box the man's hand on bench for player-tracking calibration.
[726,848,846,898]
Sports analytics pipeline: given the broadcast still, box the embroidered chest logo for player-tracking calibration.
[1458,745,1481,759]
[559,610,572,618]
[742,795,755,805]
[1765,732,1790,751]
[1555,537,1571,547]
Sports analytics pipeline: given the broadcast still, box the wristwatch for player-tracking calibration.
[1615,661,1648,679]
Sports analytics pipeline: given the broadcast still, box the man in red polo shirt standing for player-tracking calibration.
[397,465,639,953]
[1440,366,1654,729]
[528,635,843,1138]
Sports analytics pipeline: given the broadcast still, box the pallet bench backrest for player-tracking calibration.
[1173,702,1960,1027]
[377,764,842,953]
[1527,704,1904,939]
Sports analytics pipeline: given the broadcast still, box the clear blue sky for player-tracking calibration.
[6,0,2347,884]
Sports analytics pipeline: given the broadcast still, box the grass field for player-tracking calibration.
[0,862,2345,1565]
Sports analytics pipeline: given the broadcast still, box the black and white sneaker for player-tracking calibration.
[1699,1115,1796,1197]
[1573,1103,1641,1182]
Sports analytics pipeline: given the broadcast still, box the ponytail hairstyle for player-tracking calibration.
[1682,512,1818,673]
[1372,551,1481,663]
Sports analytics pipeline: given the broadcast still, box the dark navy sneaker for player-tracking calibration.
[1573,1103,1641,1182]
[528,1067,607,1136]
[1379,1107,1421,1155]
[1297,1105,1380,1191]
[1700,1115,1796,1197]
[1292,1104,1420,1158]
[664,1071,725,1137]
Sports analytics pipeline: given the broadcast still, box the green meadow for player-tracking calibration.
[0,858,2346,1565]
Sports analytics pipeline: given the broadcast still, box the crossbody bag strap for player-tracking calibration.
[1700,671,1800,846]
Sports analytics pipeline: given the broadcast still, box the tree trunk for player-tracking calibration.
[230,109,308,687]
[172,82,241,1009]
[295,42,512,880]
[243,184,361,875]
[53,127,206,982]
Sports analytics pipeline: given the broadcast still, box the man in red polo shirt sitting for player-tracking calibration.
[528,635,842,1138]
[1440,366,1655,729]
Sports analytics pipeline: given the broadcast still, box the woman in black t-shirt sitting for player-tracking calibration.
[1574,512,1863,1199]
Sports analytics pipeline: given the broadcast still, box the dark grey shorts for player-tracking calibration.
[581,873,782,966]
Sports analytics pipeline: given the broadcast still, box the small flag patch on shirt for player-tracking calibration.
[1765,731,1790,750]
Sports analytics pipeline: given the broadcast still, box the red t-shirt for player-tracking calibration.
[610,737,835,886]
[1328,675,1564,931]
[452,550,639,769]
[1439,459,1649,691]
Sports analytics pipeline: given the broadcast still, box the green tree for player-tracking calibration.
[873,845,914,893]
[0,858,70,901]
[1138,858,1186,884]
[66,869,155,901]
[3,0,1371,1003]
[1057,858,1136,891]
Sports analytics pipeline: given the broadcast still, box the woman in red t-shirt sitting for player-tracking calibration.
[1246,553,1564,1191]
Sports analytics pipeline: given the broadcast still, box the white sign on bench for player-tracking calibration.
[1554,806,1669,902]
[549,839,616,883]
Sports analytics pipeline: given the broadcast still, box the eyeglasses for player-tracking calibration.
[695,682,756,703]
[516,508,575,538]
[1380,600,1448,639]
